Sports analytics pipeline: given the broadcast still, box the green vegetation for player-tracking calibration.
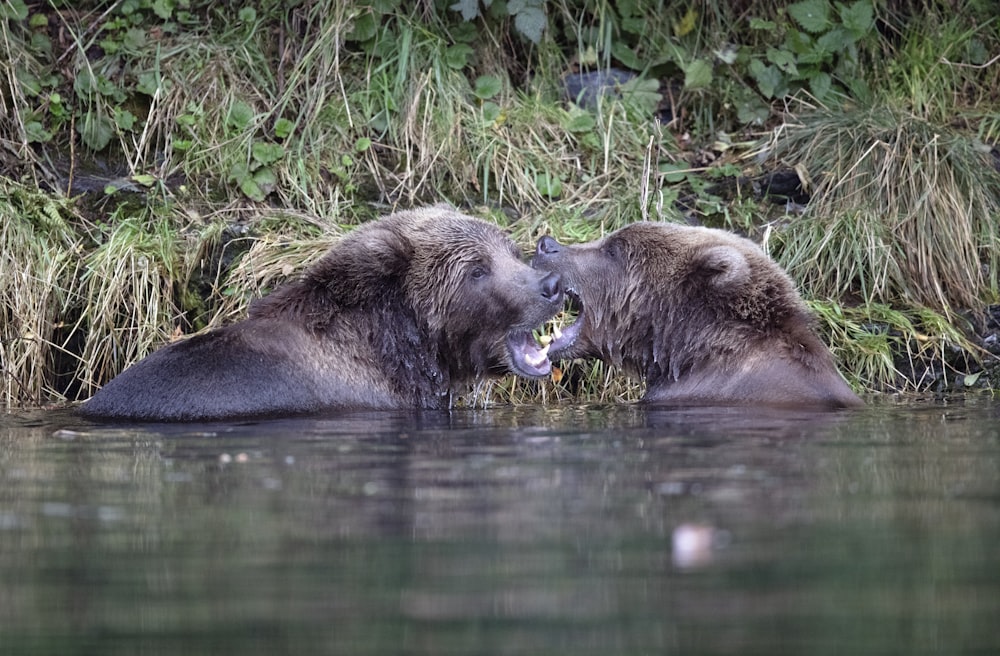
[1,0,999,408]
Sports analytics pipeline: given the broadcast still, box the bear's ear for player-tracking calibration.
[696,245,750,289]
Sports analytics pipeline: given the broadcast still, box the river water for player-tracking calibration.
[1,398,998,655]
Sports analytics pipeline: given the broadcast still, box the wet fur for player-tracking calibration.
[533,222,862,409]
[79,207,560,421]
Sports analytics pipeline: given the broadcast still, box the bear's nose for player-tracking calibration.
[536,235,562,256]
[539,272,562,301]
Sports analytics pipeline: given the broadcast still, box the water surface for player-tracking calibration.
[1,399,998,655]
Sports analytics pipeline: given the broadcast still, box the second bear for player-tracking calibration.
[532,222,862,408]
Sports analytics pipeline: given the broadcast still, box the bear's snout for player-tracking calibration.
[536,235,563,257]
[539,271,562,301]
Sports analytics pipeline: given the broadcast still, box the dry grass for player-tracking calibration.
[0,184,82,405]
[73,213,180,395]
[768,105,1000,313]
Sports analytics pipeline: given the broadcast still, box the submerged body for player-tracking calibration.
[79,207,563,421]
[531,222,862,409]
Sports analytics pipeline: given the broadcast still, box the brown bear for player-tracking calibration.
[531,222,862,408]
[78,206,563,421]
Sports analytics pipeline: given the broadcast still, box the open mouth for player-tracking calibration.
[538,288,584,358]
[506,290,585,378]
[506,330,552,378]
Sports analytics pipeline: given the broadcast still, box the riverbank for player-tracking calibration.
[2,1,999,408]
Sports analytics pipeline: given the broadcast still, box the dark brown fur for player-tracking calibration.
[532,222,862,409]
[78,207,563,421]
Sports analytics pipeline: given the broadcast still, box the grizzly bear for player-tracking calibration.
[531,222,862,408]
[78,207,563,421]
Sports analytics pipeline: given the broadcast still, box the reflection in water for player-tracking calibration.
[0,400,998,655]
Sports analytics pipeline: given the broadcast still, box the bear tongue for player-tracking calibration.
[506,332,552,378]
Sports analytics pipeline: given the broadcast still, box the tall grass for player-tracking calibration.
[770,105,1000,313]
[74,212,180,395]
[0,185,81,405]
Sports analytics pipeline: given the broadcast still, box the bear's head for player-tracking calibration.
[253,207,563,387]
[530,222,822,384]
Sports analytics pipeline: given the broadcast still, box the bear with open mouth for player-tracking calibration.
[78,206,563,421]
[531,222,862,409]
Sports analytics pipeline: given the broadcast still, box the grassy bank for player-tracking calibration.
[2,0,999,409]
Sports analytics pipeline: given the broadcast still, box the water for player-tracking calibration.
[1,399,999,655]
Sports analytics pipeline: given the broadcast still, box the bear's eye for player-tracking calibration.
[469,265,489,280]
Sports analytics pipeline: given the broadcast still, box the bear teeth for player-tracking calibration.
[524,343,550,368]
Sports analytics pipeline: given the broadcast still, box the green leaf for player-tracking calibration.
[616,0,639,19]
[34,31,59,56]
[620,17,646,38]
[562,108,595,133]
[151,0,173,20]
[238,7,256,22]
[817,26,851,53]
[172,138,193,151]
[273,117,294,139]
[621,77,662,114]
[226,99,254,131]
[749,59,784,99]
[766,47,798,75]
[122,27,146,50]
[788,0,831,34]
[658,162,689,183]
[228,162,250,182]
[251,141,284,166]
[481,101,501,124]
[354,137,372,152]
[24,120,52,143]
[349,12,378,42]
[369,109,390,133]
[252,167,277,195]
[964,371,982,387]
[784,28,815,56]
[0,0,28,20]
[77,111,114,151]
[239,176,265,201]
[509,0,546,44]
[808,71,832,100]
[114,108,137,131]
[534,171,563,198]
[839,0,874,39]
[473,75,502,100]
[610,42,641,70]
[136,71,160,96]
[449,0,479,21]
[445,43,473,70]
[73,70,98,99]
[749,17,776,30]
[683,58,713,90]
[132,174,156,187]
[736,98,770,125]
